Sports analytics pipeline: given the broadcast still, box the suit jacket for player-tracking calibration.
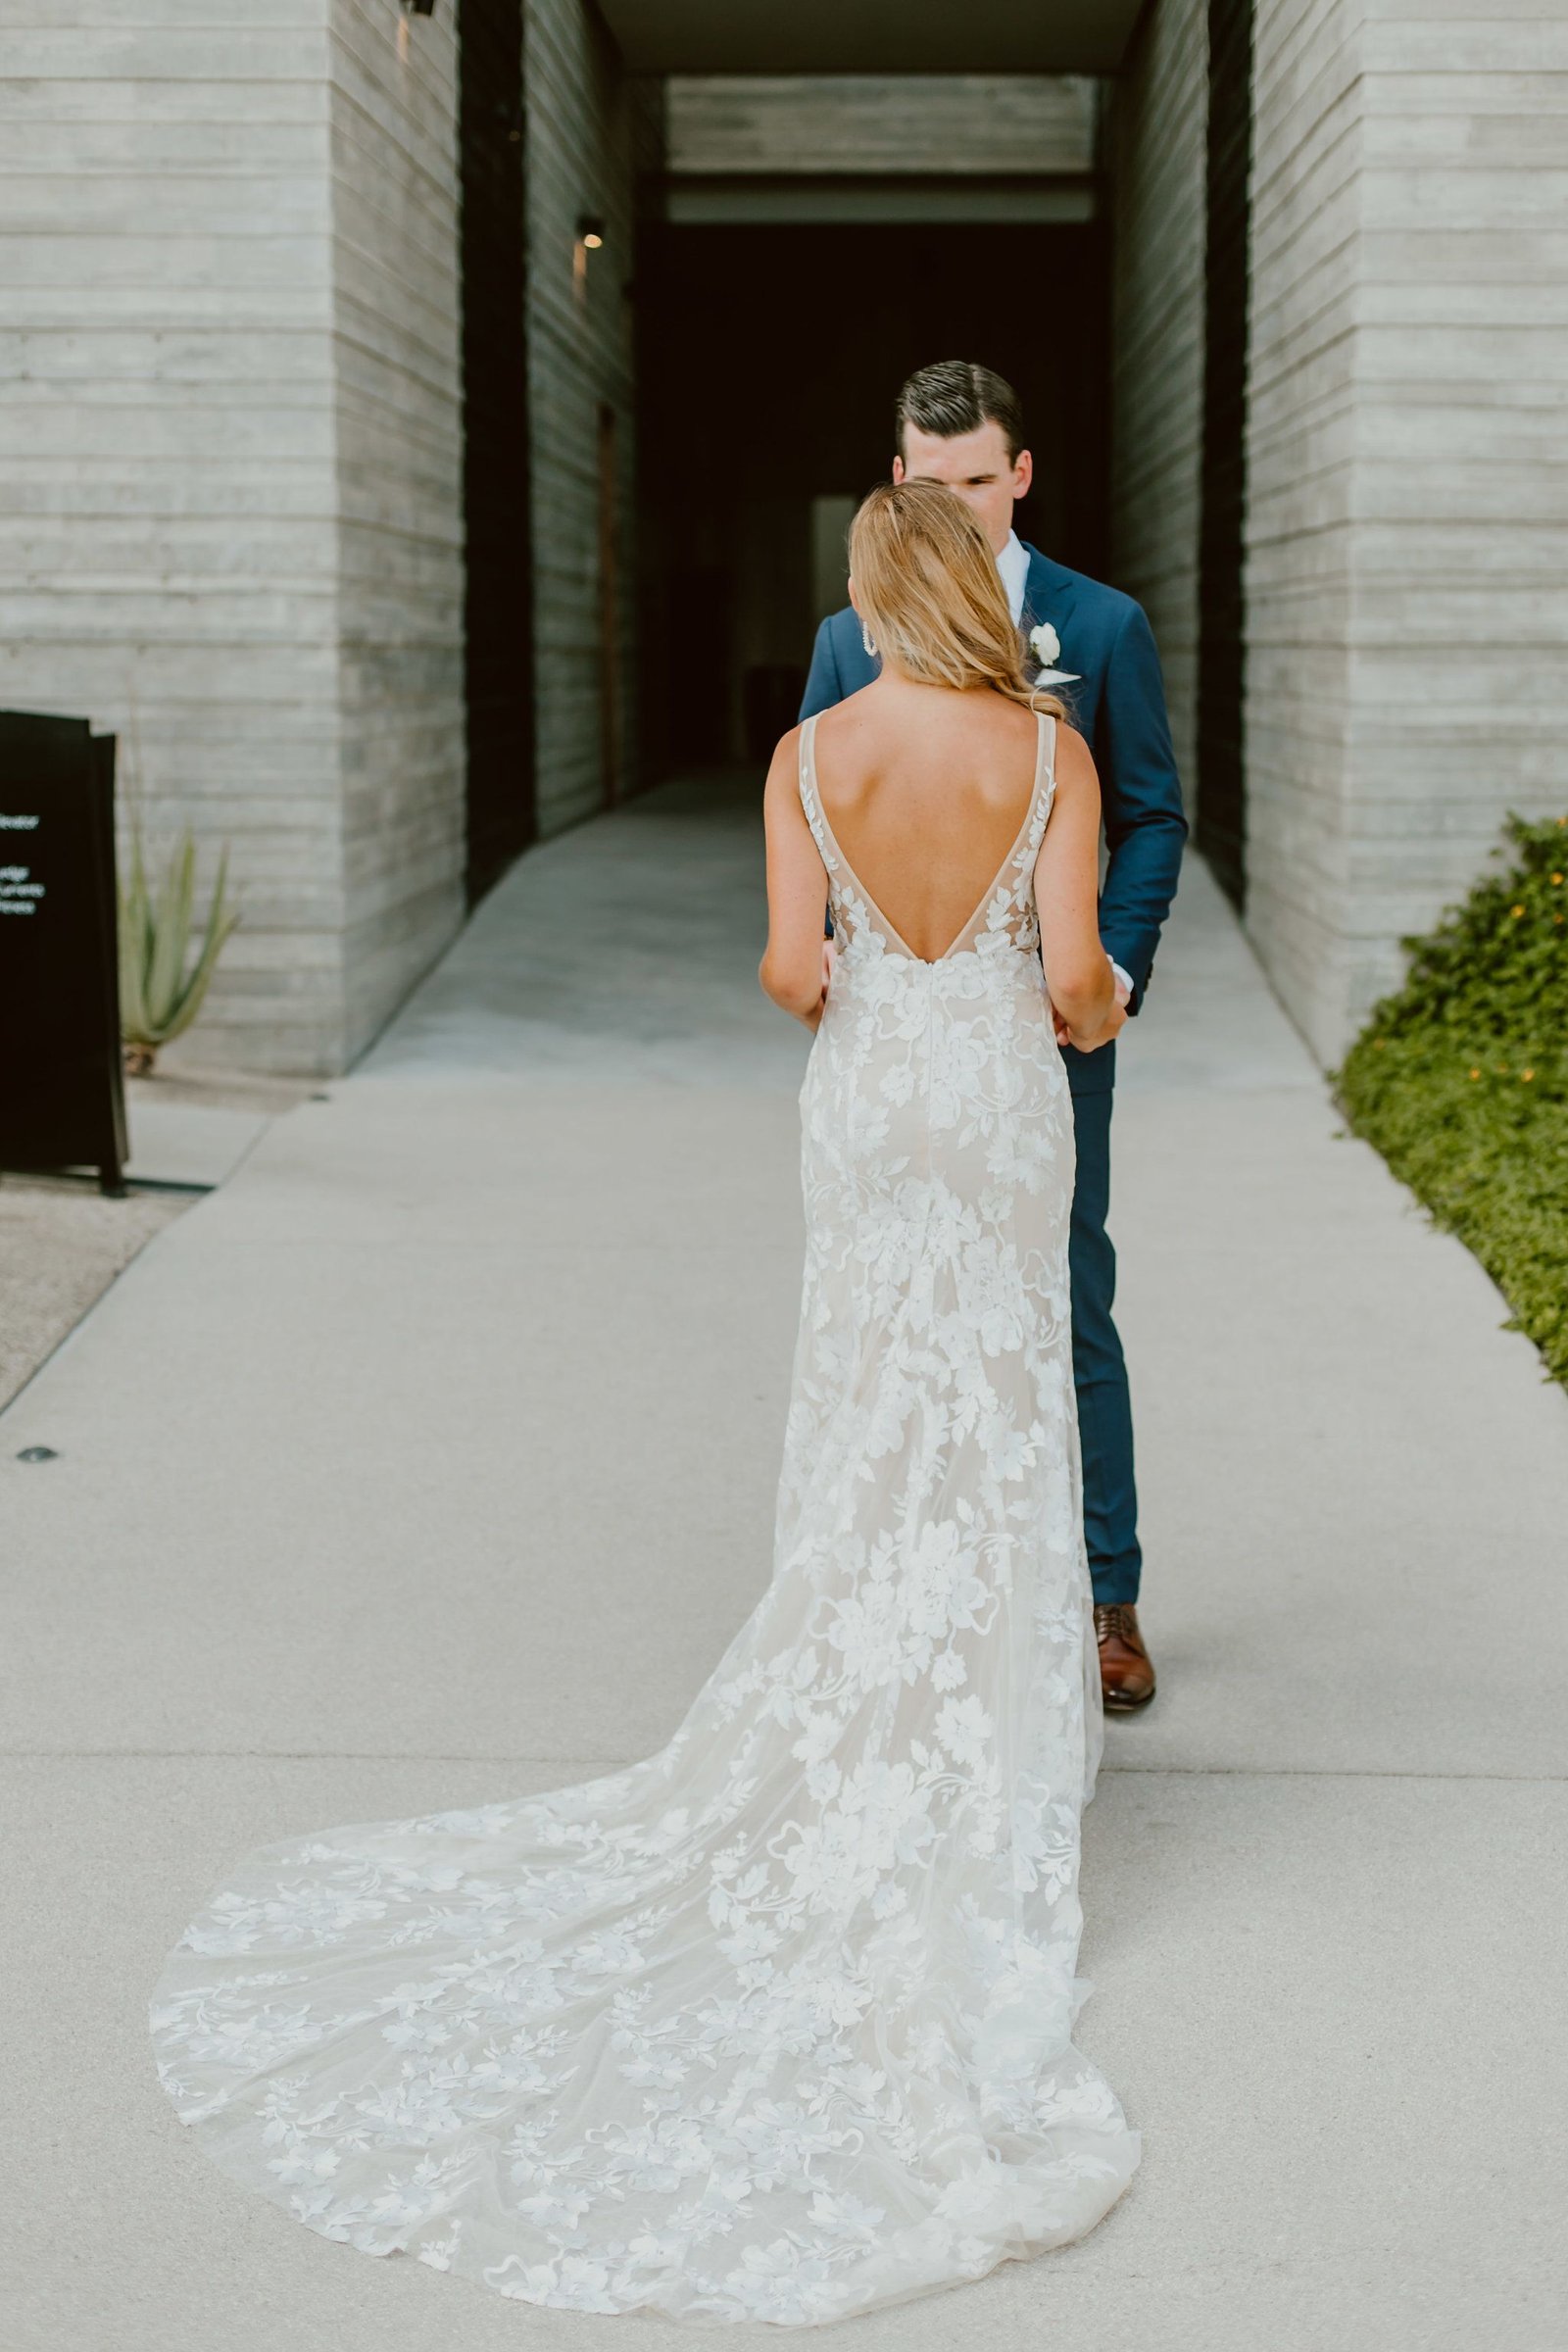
[798,541,1188,1096]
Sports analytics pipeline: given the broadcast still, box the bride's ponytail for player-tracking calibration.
[848,479,1065,717]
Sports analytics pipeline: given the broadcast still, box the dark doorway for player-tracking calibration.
[1196,0,1254,906]
[458,0,535,900]
[635,220,1111,776]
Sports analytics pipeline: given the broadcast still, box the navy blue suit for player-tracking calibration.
[799,541,1186,1603]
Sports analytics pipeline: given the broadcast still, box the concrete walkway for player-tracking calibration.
[5,775,1565,2352]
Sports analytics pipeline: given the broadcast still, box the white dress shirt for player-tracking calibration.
[997,529,1029,625]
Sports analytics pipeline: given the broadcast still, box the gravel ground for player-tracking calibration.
[0,1067,306,1414]
[0,1175,189,1412]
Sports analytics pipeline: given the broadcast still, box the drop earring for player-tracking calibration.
[860,621,877,658]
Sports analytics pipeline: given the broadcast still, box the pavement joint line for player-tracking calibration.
[4,1750,1564,1784]
[1103,1763,1568,1782]
[120,1240,803,1253]
[3,1749,630,1767]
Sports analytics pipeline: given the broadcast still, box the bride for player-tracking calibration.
[151,477,1138,2327]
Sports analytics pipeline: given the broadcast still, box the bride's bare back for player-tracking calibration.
[761,671,1115,1051]
[812,680,1043,961]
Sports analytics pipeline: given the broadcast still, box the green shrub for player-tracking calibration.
[1336,812,1568,1387]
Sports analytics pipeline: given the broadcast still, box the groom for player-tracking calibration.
[800,361,1187,1710]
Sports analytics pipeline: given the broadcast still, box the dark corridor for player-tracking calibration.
[635,221,1111,776]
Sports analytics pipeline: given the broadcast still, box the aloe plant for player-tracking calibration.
[118,830,239,1076]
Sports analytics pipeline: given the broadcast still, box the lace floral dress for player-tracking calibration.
[150,710,1138,2326]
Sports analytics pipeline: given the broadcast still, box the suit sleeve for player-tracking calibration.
[799,618,845,721]
[1094,602,1189,1011]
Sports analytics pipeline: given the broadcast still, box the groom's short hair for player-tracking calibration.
[896,362,1024,463]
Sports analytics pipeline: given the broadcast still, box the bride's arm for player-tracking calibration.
[760,728,832,1030]
[1035,724,1123,1054]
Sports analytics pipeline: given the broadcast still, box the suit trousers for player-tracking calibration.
[1068,1088,1142,1606]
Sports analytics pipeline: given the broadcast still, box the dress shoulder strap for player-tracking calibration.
[1026,709,1058,848]
[796,713,839,875]
[1007,710,1058,913]
[1035,708,1057,801]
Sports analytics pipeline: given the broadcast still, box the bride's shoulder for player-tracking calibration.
[763,722,806,793]
[810,688,883,771]
[1048,718,1101,808]
[1051,716,1095,771]
[815,682,877,738]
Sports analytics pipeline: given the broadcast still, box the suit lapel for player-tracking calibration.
[1020,544,1079,643]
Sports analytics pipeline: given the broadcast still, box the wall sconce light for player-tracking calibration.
[576,215,605,252]
[397,0,433,53]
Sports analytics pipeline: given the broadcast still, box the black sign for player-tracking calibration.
[0,710,126,1193]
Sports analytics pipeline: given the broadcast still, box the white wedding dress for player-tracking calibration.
[151,710,1138,2326]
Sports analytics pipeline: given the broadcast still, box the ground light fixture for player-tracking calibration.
[577,215,606,251]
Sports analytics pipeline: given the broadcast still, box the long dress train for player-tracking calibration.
[150,710,1139,2326]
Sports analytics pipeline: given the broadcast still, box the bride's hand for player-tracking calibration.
[821,940,837,1006]
[1051,996,1128,1053]
[1051,956,1129,1052]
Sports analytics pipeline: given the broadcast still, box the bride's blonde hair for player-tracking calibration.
[849,478,1064,717]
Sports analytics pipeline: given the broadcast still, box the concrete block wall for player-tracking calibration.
[525,0,659,838]
[666,74,1098,176]
[1105,0,1208,815]
[1332,2,1568,1040]
[1247,0,1568,1060]
[0,2,463,1075]
[1244,0,1365,1054]
[0,7,343,1070]
[327,0,464,1059]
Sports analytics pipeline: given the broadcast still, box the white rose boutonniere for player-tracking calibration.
[1027,619,1079,689]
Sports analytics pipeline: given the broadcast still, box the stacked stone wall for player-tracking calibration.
[1107,0,1209,816]
[0,3,464,1074]
[1246,0,1568,1056]
[328,0,466,1059]
[525,0,658,835]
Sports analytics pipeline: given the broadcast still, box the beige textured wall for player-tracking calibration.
[1333,2,1568,1040]
[0,3,464,1074]
[329,0,465,1062]
[1243,0,1365,1054]
[1246,0,1568,1060]
[525,0,659,837]
[0,8,345,1070]
[666,74,1098,175]
[1105,0,1208,815]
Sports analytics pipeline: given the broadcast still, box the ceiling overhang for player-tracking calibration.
[597,1,1147,77]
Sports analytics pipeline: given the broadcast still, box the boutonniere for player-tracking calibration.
[1028,620,1079,689]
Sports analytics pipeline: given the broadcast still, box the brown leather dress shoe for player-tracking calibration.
[1095,1603,1156,1712]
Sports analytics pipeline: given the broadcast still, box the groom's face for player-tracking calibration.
[892,420,1032,558]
